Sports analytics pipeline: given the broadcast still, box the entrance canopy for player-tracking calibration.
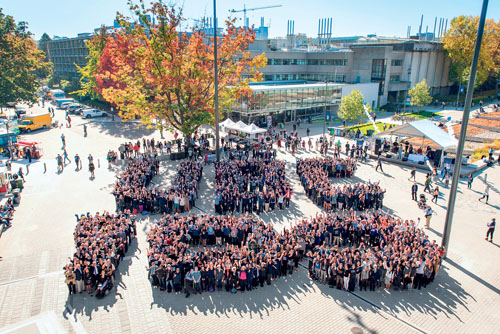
[374,119,457,150]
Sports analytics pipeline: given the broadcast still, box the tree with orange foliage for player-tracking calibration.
[85,0,266,139]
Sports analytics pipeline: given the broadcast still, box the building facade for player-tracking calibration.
[248,36,452,107]
[38,33,91,79]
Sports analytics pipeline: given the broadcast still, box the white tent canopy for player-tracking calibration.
[220,118,236,129]
[243,123,267,135]
[374,119,457,150]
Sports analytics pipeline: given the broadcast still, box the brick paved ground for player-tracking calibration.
[0,102,499,333]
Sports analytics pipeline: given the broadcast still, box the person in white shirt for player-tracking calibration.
[479,185,490,204]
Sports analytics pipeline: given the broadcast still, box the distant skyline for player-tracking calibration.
[1,0,499,40]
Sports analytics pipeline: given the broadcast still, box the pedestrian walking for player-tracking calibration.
[479,185,490,204]
[485,218,496,242]
[424,174,431,193]
[424,205,433,229]
[375,154,383,173]
[83,124,87,137]
[75,154,81,170]
[467,174,474,189]
[411,182,418,201]
[408,167,416,181]
[63,149,71,165]
[61,134,66,148]
[56,154,64,173]
[432,186,439,204]
[67,115,72,128]
[89,160,95,179]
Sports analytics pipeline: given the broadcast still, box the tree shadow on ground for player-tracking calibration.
[63,239,139,321]
[88,120,156,140]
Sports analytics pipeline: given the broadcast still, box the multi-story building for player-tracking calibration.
[38,33,91,79]
[248,35,452,107]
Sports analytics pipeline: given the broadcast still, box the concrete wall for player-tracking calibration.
[341,82,379,109]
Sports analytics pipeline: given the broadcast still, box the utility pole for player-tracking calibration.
[213,0,220,162]
[442,0,489,255]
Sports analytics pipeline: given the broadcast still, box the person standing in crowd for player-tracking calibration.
[411,182,418,201]
[375,154,383,173]
[479,185,490,204]
[486,218,496,242]
[424,205,433,229]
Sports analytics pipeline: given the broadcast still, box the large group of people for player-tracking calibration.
[296,157,385,212]
[146,207,443,296]
[113,149,202,215]
[64,211,136,298]
[214,154,291,215]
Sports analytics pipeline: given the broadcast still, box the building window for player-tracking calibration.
[390,75,400,82]
[371,59,386,95]
[391,59,402,66]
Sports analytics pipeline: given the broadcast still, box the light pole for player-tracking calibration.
[442,0,489,255]
[323,79,328,138]
[403,67,411,115]
[213,0,220,162]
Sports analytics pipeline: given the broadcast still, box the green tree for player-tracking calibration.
[338,89,365,123]
[408,79,433,107]
[443,16,500,88]
[74,26,108,99]
[0,9,52,106]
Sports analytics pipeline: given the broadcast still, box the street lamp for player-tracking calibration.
[213,0,220,162]
[323,79,328,138]
[442,0,489,255]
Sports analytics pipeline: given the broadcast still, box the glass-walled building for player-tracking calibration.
[231,83,342,126]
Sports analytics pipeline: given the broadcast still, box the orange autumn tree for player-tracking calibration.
[91,0,266,139]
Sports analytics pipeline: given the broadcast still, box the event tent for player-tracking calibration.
[243,123,267,135]
[220,118,236,129]
[374,119,457,150]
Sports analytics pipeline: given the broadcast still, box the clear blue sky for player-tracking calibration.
[1,0,499,40]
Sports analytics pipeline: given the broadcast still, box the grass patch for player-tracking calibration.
[471,139,500,162]
[402,110,438,119]
[346,122,385,135]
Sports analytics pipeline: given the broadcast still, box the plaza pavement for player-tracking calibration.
[0,103,499,333]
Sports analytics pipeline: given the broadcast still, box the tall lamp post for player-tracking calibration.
[403,67,411,115]
[323,79,328,138]
[213,0,220,162]
[442,0,489,255]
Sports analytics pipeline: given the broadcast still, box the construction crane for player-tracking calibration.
[229,4,282,28]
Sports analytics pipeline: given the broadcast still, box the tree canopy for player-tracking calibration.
[0,9,52,106]
[338,89,365,123]
[80,0,267,137]
[443,16,500,88]
[408,79,433,107]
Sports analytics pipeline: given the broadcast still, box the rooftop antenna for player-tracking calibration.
[438,18,442,40]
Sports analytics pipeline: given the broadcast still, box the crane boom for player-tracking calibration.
[229,4,282,28]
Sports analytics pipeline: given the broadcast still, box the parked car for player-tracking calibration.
[66,103,84,113]
[82,109,107,118]
[15,106,27,115]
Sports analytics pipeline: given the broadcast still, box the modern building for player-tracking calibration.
[38,33,91,79]
[247,35,452,107]
[232,82,378,126]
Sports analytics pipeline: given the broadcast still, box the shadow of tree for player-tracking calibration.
[88,120,156,140]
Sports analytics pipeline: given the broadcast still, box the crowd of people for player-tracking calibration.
[64,211,136,298]
[296,157,385,212]
[145,208,443,296]
[214,153,291,215]
[112,148,203,215]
